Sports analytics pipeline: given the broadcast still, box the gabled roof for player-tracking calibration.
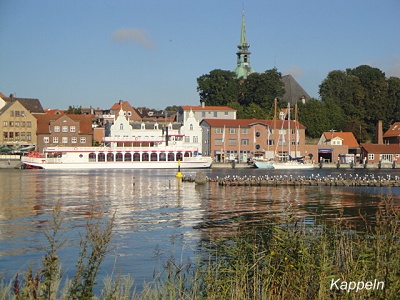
[200,118,306,129]
[360,143,400,154]
[384,122,400,137]
[281,75,311,105]
[180,105,236,111]
[322,131,359,148]
[3,97,44,113]
[110,100,135,111]
[33,114,93,134]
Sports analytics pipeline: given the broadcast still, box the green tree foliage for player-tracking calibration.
[196,69,239,106]
[66,106,83,114]
[318,65,400,142]
[241,69,285,110]
[197,68,285,118]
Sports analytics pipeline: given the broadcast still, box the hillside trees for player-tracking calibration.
[319,65,399,142]
[196,68,285,118]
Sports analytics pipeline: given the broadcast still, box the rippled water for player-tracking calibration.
[0,168,399,291]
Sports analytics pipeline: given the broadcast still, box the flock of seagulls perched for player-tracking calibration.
[182,173,400,187]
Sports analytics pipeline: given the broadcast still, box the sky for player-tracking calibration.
[1,0,399,111]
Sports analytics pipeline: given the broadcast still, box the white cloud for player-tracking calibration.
[112,28,155,49]
[283,66,303,78]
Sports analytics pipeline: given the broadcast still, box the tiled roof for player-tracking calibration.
[200,118,306,129]
[34,114,93,134]
[384,122,400,137]
[322,131,359,148]
[4,97,44,113]
[360,143,400,153]
[110,101,134,111]
[281,75,311,105]
[180,105,236,111]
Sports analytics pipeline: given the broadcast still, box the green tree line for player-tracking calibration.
[196,65,400,142]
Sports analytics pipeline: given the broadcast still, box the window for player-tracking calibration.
[127,111,132,116]
[44,137,49,143]
[21,111,25,117]
[3,121,7,127]
[380,154,393,162]
[15,111,20,117]
[53,137,58,143]
[120,124,124,130]
[215,139,223,146]
[80,137,86,143]
[190,124,193,130]
[21,121,25,127]
[10,111,14,117]
[368,153,374,160]
[9,132,14,139]
[21,132,25,140]
[27,121,31,127]
[9,121,14,127]
[3,132,8,139]
[62,137,68,144]
[193,136,198,143]
[241,139,249,145]
[229,128,237,134]
[228,139,236,146]
[202,112,205,118]
[241,128,249,134]
[154,124,158,130]
[71,137,77,143]
[70,126,76,132]
[224,111,228,116]
[27,132,31,141]
[213,112,217,117]
[54,126,60,132]
[15,132,20,140]
[215,127,222,134]
[62,126,68,132]
[15,121,19,127]
[185,136,190,143]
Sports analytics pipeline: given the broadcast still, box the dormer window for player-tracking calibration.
[120,124,123,130]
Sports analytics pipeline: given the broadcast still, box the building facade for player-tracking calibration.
[200,118,307,162]
[177,104,236,123]
[34,114,93,151]
[0,100,38,148]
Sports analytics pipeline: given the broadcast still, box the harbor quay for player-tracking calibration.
[183,172,400,187]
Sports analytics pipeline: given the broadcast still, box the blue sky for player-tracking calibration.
[1,0,399,110]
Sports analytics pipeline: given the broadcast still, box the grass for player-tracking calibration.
[0,195,399,299]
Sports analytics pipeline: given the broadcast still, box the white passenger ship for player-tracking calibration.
[21,138,212,170]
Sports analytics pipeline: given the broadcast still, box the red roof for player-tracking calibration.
[180,105,236,111]
[323,131,359,148]
[384,122,400,138]
[200,118,306,129]
[360,143,400,154]
[33,114,93,134]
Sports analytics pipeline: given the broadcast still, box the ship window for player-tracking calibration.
[142,152,149,161]
[151,153,158,161]
[133,153,140,161]
[168,152,175,161]
[116,153,123,161]
[79,154,83,158]
[107,153,114,162]
[98,153,105,162]
[89,153,96,162]
[159,152,166,161]
[184,151,191,157]
[124,152,132,161]
[176,152,183,161]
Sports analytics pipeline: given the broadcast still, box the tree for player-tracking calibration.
[67,106,83,114]
[196,69,239,106]
[387,77,400,123]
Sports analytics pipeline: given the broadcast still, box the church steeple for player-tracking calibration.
[234,10,255,79]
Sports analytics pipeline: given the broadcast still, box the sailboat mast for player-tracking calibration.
[288,103,290,161]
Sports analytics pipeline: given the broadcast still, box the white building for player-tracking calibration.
[104,109,204,152]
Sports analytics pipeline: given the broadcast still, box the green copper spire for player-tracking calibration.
[234,10,255,79]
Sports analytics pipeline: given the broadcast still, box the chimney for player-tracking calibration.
[201,101,205,108]
[376,120,383,144]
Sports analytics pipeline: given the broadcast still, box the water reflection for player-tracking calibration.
[0,168,399,289]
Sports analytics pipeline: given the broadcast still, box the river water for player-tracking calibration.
[0,168,399,292]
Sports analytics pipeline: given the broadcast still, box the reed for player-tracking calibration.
[0,195,398,299]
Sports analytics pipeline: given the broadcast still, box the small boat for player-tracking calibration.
[272,160,314,170]
[21,144,212,170]
[253,160,274,169]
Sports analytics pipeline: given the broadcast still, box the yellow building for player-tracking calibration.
[0,98,43,149]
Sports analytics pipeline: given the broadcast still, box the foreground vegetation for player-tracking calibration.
[1,195,399,299]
